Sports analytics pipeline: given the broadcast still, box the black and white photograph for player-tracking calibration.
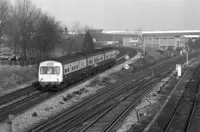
[0,0,200,131]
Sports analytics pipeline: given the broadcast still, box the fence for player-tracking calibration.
[0,59,40,67]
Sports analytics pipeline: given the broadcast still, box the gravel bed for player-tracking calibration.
[116,58,198,132]
[116,72,175,132]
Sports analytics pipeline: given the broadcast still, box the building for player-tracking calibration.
[89,29,200,50]
[89,29,142,47]
[142,30,200,50]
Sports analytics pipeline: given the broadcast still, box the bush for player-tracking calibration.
[0,66,37,90]
[156,50,164,54]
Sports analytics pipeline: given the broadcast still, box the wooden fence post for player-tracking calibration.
[8,114,15,132]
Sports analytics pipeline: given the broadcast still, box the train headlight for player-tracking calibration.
[40,78,43,81]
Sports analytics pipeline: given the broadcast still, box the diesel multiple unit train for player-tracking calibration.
[38,48,118,90]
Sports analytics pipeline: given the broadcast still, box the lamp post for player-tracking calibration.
[140,29,145,55]
[143,36,145,54]
[186,45,189,66]
[186,51,188,65]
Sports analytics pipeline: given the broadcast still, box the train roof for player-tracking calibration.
[53,53,85,64]
[51,47,115,64]
[39,60,62,65]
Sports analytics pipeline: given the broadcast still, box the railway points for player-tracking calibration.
[142,61,200,132]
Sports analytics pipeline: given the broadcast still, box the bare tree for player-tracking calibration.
[71,22,93,34]
[9,0,41,59]
[71,21,83,34]
[82,24,93,32]
[82,31,94,53]
[34,14,62,58]
[0,0,10,38]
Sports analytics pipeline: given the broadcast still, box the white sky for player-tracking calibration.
[27,0,200,30]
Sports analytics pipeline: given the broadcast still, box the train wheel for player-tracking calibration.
[69,78,73,84]
[37,86,42,91]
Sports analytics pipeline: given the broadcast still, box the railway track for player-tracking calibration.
[31,67,171,132]
[0,91,53,122]
[0,83,39,106]
[77,72,171,132]
[161,66,200,132]
[0,83,44,122]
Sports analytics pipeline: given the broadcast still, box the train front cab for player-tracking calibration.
[38,60,63,90]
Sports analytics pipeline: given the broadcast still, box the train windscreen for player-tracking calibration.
[40,66,60,74]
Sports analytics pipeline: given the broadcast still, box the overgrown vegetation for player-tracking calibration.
[187,38,200,50]
[129,48,179,73]
[0,66,37,90]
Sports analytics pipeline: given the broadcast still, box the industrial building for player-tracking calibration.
[89,29,200,50]
[142,30,200,50]
[89,29,142,47]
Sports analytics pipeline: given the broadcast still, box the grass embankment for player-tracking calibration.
[0,66,37,91]
[130,48,179,72]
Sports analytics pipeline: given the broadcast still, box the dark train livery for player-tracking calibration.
[38,48,118,90]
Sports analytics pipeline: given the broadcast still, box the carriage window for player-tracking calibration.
[81,62,84,67]
[72,66,75,70]
[105,55,108,59]
[73,66,76,70]
[106,53,111,59]
[54,67,60,74]
[94,57,99,62]
[65,67,70,74]
[100,56,104,61]
[89,59,93,64]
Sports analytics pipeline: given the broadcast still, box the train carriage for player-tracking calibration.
[61,55,87,84]
[38,48,118,91]
[85,51,105,74]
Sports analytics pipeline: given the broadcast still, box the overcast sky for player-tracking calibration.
[30,0,200,31]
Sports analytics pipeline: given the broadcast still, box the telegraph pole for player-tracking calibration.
[186,44,189,66]
[143,36,145,54]
[186,52,188,65]
[138,28,145,55]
